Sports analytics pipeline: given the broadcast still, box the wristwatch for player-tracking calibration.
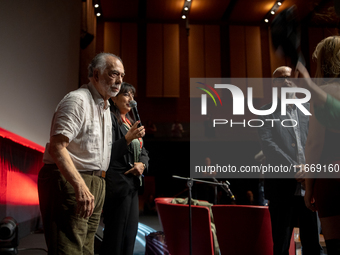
[142,163,146,170]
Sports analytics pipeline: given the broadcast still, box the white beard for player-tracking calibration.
[99,79,120,98]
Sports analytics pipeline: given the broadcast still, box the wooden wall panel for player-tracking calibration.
[204,25,221,78]
[189,25,222,98]
[104,22,121,55]
[121,23,138,90]
[229,25,247,94]
[229,26,246,78]
[245,26,263,98]
[245,26,262,78]
[163,24,180,97]
[146,24,163,97]
[189,25,205,78]
[80,0,97,86]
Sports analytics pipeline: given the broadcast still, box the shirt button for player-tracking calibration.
[292,143,296,147]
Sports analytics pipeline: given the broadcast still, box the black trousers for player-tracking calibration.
[269,196,323,255]
[100,172,139,255]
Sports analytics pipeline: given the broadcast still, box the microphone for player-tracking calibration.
[212,177,236,201]
[129,100,142,128]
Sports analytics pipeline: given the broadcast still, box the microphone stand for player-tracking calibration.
[172,175,235,255]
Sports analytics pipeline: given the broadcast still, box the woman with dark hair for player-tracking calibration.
[100,82,149,255]
[298,36,340,254]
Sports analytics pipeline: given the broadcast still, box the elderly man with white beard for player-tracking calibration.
[38,53,125,255]
[257,66,323,255]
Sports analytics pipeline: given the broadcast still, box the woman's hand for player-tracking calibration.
[125,121,145,145]
[294,61,311,79]
[294,61,313,89]
[294,61,327,106]
[124,162,145,176]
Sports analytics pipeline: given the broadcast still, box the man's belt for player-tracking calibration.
[80,170,105,177]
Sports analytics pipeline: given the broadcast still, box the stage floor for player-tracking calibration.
[17,214,161,255]
[16,214,325,255]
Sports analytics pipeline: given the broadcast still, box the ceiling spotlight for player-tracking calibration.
[264,19,269,23]
[94,4,99,8]
[270,10,275,15]
[96,13,101,17]
[184,6,189,11]
[182,15,186,19]
[187,0,191,2]
[277,2,282,6]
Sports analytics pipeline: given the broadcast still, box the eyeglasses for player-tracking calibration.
[273,76,291,83]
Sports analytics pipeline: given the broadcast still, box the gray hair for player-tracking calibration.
[88,53,123,77]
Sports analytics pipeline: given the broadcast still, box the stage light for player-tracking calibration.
[263,0,284,24]
[0,217,18,255]
[94,4,99,8]
[137,223,156,247]
[181,0,192,20]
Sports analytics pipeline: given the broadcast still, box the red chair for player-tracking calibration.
[155,197,215,255]
[212,205,295,255]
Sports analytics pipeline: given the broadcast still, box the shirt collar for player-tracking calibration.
[87,82,110,110]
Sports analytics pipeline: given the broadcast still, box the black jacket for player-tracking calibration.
[105,112,149,198]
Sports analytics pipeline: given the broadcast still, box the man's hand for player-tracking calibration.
[49,134,95,218]
[125,121,145,145]
[124,162,145,176]
[294,164,306,183]
[75,183,95,218]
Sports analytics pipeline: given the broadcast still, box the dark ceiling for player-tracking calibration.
[98,0,339,26]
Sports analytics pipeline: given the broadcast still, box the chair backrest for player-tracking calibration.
[212,205,272,255]
[155,197,215,255]
[212,205,295,255]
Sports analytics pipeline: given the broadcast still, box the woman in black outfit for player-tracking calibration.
[100,82,149,255]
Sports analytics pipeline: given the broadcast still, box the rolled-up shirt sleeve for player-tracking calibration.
[51,94,85,142]
[44,83,112,171]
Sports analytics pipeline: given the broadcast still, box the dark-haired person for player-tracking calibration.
[38,53,124,254]
[100,82,149,255]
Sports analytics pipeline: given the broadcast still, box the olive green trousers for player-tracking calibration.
[38,165,105,255]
